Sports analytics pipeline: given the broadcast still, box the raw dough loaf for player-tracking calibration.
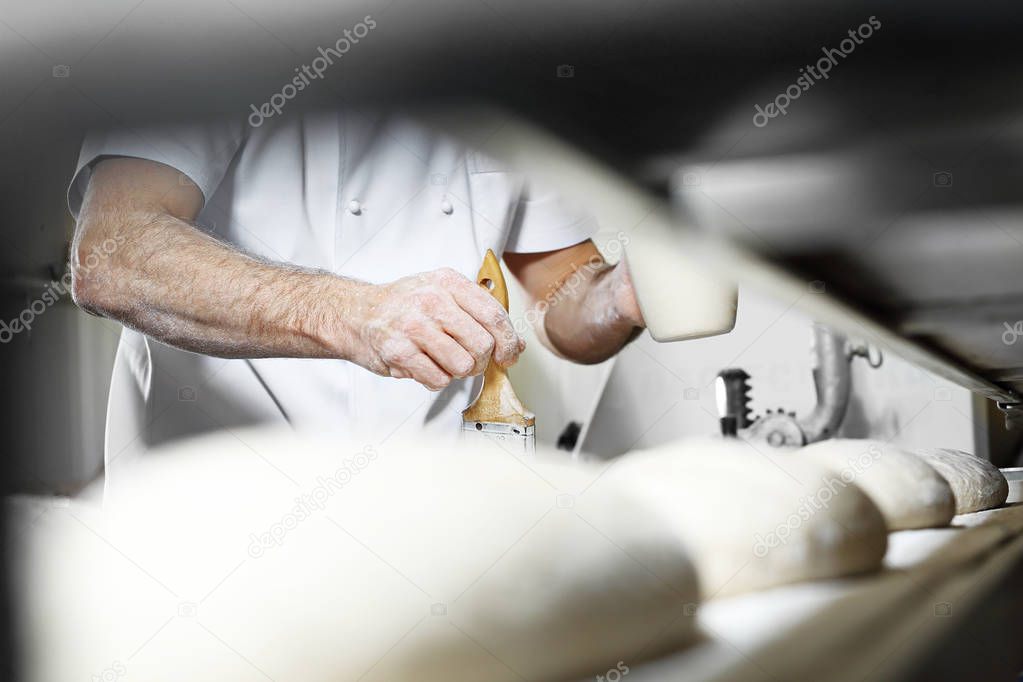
[798,439,955,530]
[15,429,700,682]
[910,447,1008,514]
[592,437,888,598]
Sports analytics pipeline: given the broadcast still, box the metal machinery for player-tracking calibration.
[716,324,884,447]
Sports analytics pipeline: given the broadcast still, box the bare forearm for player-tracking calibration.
[73,156,523,391]
[73,210,358,359]
[542,262,643,364]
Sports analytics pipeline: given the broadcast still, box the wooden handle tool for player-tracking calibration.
[460,249,535,453]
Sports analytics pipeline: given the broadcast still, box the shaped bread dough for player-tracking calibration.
[593,437,888,598]
[798,439,955,530]
[15,429,700,682]
[910,448,1008,514]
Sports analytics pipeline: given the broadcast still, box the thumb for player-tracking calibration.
[612,260,645,328]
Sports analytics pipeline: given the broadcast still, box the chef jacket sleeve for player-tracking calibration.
[67,119,245,218]
[502,178,599,254]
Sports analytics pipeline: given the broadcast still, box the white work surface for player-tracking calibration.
[627,503,1023,682]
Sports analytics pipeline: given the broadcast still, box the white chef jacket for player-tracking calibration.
[67,111,597,476]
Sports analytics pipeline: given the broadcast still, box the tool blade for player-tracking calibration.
[461,420,536,456]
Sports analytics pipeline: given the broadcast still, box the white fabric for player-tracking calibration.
[67,111,597,479]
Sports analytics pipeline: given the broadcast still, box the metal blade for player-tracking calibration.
[461,421,535,456]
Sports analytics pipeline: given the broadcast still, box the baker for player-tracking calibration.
[67,111,646,477]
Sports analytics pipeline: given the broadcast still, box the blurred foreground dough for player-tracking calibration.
[14,429,699,682]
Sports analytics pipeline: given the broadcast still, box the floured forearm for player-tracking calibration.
[72,209,360,359]
[541,261,644,365]
[71,156,524,391]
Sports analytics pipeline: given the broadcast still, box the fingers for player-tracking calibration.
[411,324,476,379]
[449,277,524,367]
[371,267,527,391]
[433,304,495,376]
[377,336,451,391]
[385,319,476,390]
[396,352,452,391]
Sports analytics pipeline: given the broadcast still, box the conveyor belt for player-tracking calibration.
[627,504,1023,682]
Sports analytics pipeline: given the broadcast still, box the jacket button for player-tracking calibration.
[440,198,454,215]
[347,199,362,215]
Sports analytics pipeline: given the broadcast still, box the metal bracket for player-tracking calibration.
[997,402,1023,430]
